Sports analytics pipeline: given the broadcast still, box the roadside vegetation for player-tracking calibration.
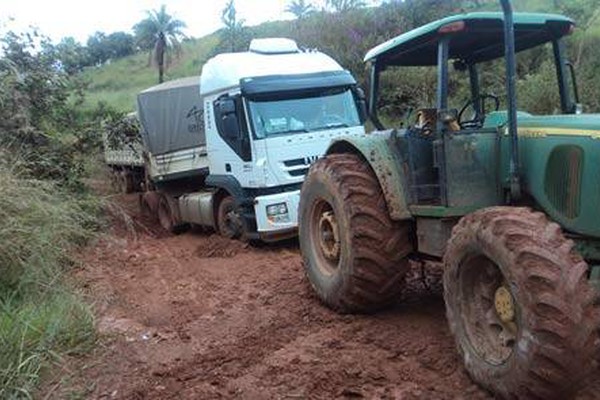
[0,30,109,398]
[0,162,99,397]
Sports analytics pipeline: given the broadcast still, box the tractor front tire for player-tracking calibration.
[299,153,413,313]
[444,207,600,399]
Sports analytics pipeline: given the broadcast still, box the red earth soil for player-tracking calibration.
[42,193,599,399]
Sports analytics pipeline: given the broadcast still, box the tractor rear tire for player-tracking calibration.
[299,153,413,313]
[444,207,600,399]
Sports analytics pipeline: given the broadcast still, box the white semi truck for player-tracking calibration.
[138,38,366,241]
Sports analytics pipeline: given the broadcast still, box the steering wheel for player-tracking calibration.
[458,94,500,129]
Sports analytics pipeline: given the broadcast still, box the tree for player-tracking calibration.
[55,37,88,74]
[133,5,186,83]
[326,0,366,13]
[0,30,104,184]
[86,32,109,66]
[105,32,135,59]
[85,31,135,66]
[286,0,315,19]
[220,0,247,52]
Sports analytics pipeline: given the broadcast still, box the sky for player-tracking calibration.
[0,0,358,44]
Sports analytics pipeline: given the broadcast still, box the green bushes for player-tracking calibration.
[0,28,116,398]
[0,161,99,397]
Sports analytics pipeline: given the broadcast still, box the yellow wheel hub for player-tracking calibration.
[494,286,515,323]
[318,211,340,261]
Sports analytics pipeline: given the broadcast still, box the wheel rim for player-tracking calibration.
[117,173,126,193]
[158,201,171,231]
[140,196,151,216]
[310,197,340,276]
[458,254,518,366]
[220,201,242,238]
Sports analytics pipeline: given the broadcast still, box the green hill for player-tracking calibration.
[81,0,600,114]
[81,34,219,112]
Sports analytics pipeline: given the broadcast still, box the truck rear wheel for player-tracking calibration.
[139,191,159,219]
[444,207,600,399]
[299,153,413,313]
[217,196,244,239]
[157,194,185,234]
[121,171,135,194]
[112,170,135,194]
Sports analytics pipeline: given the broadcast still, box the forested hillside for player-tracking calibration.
[82,0,600,116]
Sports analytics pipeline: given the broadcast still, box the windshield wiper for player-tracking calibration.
[284,128,311,133]
[267,128,310,135]
[325,122,349,128]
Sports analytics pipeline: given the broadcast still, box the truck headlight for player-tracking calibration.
[267,202,290,223]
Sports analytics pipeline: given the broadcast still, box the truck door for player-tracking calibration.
[211,95,259,186]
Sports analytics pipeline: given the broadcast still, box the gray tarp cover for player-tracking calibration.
[137,76,205,155]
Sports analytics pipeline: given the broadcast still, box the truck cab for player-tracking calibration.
[199,38,366,240]
[139,38,366,241]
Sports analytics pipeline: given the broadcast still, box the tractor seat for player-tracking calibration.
[414,108,460,136]
[414,108,437,137]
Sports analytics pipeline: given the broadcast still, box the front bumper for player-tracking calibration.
[253,190,300,235]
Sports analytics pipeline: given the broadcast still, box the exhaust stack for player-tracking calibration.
[500,0,521,201]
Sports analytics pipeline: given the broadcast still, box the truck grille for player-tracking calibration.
[544,145,582,219]
[283,157,317,178]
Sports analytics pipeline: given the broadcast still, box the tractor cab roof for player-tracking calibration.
[364,12,574,67]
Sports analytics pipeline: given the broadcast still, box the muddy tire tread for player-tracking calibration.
[300,153,413,313]
[444,206,600,399]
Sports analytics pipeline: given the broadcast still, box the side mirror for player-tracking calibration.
[354,87,368,123]
[215,97,240,139]
[216,98,236,115]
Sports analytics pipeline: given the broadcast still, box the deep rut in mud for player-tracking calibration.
[43,194,599,399]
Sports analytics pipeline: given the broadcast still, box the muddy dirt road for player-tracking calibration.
[47,194,599,399]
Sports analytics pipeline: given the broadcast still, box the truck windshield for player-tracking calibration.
[247,88,361,139]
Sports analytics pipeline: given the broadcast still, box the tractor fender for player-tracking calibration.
[326,130,412,221]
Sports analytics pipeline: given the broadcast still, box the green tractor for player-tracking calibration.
[298,0,600,398]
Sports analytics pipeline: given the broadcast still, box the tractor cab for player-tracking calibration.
[365,13,577,211]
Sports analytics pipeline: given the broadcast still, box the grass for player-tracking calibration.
[81,34,220,112]
[0,159,100,398]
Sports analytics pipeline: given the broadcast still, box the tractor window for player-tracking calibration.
[465,43,561,116]
[378,66,437,128]
[376,42,566,132]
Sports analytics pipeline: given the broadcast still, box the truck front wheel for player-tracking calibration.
[444,207,599,399]
[217,196,244,239]
[299,153,413,313]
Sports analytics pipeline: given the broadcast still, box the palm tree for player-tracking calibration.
[221,0,246,52]
[285,0,315,19]
[133,5,186,83]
